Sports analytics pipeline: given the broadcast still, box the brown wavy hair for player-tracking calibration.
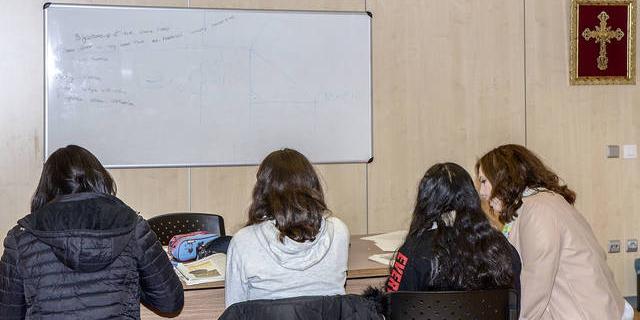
[247,148,328,242]
[475,144,575,224]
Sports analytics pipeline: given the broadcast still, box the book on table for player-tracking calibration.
[174,253,226,286]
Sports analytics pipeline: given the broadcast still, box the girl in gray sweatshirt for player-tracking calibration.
[224,148,350,307]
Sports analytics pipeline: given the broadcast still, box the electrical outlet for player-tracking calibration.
[606,145,620,158]
[608,240,621,253]
[623,144,638,159]
[627,239,638,252]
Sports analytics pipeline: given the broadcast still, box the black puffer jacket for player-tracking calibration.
[0,192,184,319]
[218,294,383,320]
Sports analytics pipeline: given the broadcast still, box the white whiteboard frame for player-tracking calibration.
[44,3,373,168]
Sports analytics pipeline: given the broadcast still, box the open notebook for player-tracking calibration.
[174,253,226,286]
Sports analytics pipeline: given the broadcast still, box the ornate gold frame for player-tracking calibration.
[570,0,636,85]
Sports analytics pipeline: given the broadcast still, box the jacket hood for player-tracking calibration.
[18,192,138,272]
[256,217,334,271]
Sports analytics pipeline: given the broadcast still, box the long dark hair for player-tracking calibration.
[247,148,328,242]
[31,145,116,212]
[476,144,576,224]
[409,162,513,290]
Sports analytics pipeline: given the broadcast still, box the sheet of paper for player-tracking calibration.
[368,252,395,266]
[361,230,407,252]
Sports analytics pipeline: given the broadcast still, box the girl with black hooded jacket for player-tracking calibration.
[0,145,183,319]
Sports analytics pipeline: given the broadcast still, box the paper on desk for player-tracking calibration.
[361,230,407,252]
[368,252,395,266]
[175,253,226,286]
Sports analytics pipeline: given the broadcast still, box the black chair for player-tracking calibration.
[147,212,225,246]
[387,289,518,320]
[218,294,382,320]
[635,258,640,311]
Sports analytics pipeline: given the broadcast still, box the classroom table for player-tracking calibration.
[141,234,391,319]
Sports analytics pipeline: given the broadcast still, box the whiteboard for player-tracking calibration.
[44,4,371,167]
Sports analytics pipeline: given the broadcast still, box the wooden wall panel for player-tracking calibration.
[109,168,190,218]
[525,0,640,296]
[316,164,367,235]
[366,0,526,233]
[0,0,45,245]
[190,166,257,233]
[189,0,364,11]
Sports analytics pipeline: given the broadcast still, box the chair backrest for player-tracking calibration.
[636,258,640,310]
[218,294,382,320]
[387,289,518,320]
[147,212,225,245]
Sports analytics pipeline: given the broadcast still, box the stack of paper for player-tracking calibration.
[174,253,226,286]
[361,230,408,252]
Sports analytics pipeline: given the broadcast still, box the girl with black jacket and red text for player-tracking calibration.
[384,162,520,294]
[0,145,183,319]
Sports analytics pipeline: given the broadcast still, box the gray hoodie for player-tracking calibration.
[224,216,350,307]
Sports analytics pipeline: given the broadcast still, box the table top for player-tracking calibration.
[182,234,391,290]
[346,234,391,278]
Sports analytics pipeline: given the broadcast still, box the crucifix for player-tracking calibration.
[581,11,625,70]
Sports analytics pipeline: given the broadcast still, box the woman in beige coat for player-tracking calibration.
[476,144,632,320]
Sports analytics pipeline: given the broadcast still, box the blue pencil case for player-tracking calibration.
[168,231,219,262]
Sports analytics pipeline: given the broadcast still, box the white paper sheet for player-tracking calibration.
[361,230,407,252]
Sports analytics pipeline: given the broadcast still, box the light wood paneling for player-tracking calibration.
[190,166,257,233]
[0,0,46,246]
[316,164,367,235]
[189,0,364,11]
[525,0,640,296]
[366,0,526,233]
[109,168,190,218]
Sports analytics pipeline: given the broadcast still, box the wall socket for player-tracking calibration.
[627,239,638,252]
[606,145,620,158]
[608,240,621,253]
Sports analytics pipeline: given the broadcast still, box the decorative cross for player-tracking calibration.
[582,11,625,70]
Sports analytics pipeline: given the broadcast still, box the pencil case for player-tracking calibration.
[168,231,219,262]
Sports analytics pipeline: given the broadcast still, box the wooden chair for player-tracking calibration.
[387,289,518,320]
[147,212,225,245]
